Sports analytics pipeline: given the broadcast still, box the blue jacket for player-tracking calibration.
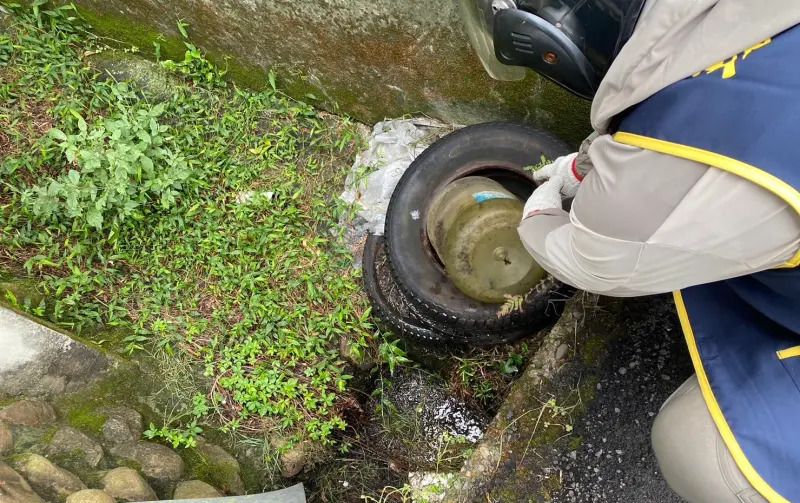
[615,26,800,502]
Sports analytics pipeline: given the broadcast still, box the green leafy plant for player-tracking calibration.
[449,343,531,409]
[143,394,210,448]
[0,4,377,448]
[542,397,575,433]
[30,103,191,232]
[378,337,411,376]
[144,419,203,449]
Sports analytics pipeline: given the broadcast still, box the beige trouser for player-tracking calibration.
[652,376,767,503]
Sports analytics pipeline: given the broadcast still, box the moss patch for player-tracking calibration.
[65,404,108,436]
[57,364,158,438]
[74,7,187,62]
[580,334,611,366]
[182,447,240,494]
[7,426,56,457]
[64,0,591,144]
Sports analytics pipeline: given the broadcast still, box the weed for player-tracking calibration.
[524,154,551,173]
[0,4,375,449]
[378,337,411,376]
[360,485,414,503]
[448,343,531,411]
[143,394,210,448]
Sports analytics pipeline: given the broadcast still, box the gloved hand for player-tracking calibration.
[522,175,564,220]
[532,152,581,198]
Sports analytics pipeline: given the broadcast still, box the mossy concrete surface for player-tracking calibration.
[0,306,114,400]
[49,0,591,145]
[443,294,622,502]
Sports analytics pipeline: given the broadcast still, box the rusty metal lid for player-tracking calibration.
[426,176,545,304]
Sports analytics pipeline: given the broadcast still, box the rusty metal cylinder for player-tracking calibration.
[426,176,545,304]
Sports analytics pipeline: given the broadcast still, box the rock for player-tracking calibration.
[0,401,56,427]
[100,467,157,502]
[0,462,44,503]
[555,343,570,361]
[338,336,375,371]
[47,427,104,469]
[88,51,174,101]
[109,441,184,489]
[173,480,222,499]
[65,489,115,503]
[99,407,142,446]
[408,472,456,503]
[279,443,307,479]
[0,308,111,399]
[12,454,85,502]
[187,440,244,495]
[0,421,13,456]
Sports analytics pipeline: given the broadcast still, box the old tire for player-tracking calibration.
[362,233,568,346]
[384,122,575,339]
[361,233,445,343]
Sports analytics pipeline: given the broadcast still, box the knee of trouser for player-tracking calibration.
[651,403,676,466]
[649,376,759,503]
[651,376,698,465]
[650,377,712,499]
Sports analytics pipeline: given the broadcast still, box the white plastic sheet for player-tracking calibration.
[340,118,453,237]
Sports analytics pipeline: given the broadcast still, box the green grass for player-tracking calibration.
[0,3,376,449]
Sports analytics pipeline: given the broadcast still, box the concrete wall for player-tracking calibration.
[68,0,591,145]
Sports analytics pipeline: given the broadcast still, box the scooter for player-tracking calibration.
[361,1,641,346]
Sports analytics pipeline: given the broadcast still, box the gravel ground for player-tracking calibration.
[553,295,693,503]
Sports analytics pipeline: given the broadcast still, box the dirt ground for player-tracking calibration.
[552,295,692,503]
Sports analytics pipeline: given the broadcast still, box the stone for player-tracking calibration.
[0,462,44,503]
[88,52,174,101]
[99,406,143,446]
[408,472,456,503]
[0,401,56,428]
[0,307,111,399]
[12,454,85,502]
[109,441,184,488]
[47,427,104,469]
[338,336,375,371]
[100,467,157,502]
[0,421,13,456]
[187,440,244,495]
[555,343,570,361]
[65,489,115,503]
[279,443,307,479]
[173,480,222,499]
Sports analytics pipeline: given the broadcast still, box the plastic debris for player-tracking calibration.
[340,118,454,237]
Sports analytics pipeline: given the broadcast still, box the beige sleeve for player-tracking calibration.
[518,135,800,297]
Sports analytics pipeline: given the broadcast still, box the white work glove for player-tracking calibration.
[532,152,581,198]
[522,176,564,220]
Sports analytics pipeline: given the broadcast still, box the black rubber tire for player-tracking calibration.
[384,122,574,335]
[363,234,574,346]
[361,233,446,344]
